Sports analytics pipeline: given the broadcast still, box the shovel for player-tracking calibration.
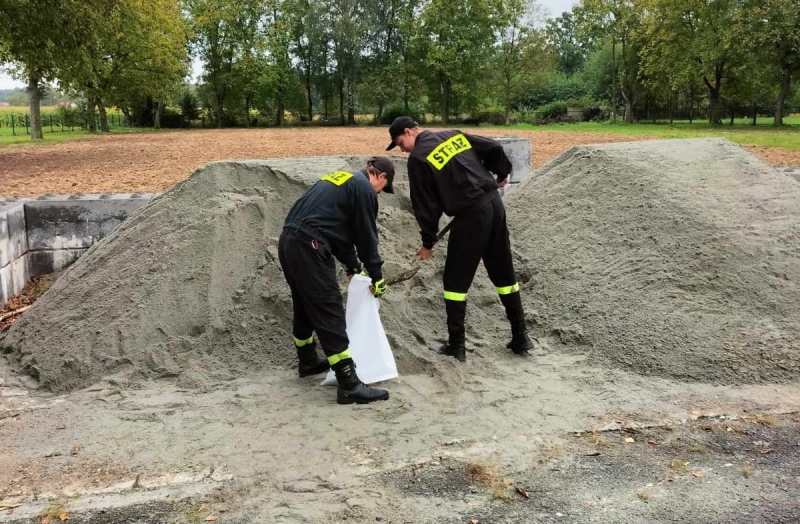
[385,219,454,285]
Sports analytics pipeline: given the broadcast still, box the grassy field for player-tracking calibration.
[504,119,800,150]
[0,105,130,145]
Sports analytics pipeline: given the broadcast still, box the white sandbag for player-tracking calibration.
[322,274,398,386]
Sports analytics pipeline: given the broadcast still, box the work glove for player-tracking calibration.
[346,266,362,277]
[371,278,387,298]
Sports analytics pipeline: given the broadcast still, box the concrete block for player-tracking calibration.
[495,136,532,185]
[28,249,87,278]
[0,201,28,267]
[0,253,30,305]
[24,194,154,250]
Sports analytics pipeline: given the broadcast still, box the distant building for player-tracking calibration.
[0,102,10,107]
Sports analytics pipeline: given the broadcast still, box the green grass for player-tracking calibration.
[501,120,800,151]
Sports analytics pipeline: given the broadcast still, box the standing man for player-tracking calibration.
[386,117,533,362]
[279,157,395,404]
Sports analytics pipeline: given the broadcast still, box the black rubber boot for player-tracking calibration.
[500,292,534,355]
[430,343,467,362]
[431,300,468,362]
[335,360,389,404]
[296,341,330,377]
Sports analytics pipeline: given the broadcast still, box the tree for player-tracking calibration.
[545,10,595,75]
[420,0,502,123]
[493,0,552,124]
[0,0,115,139]
[744,0,800,125]
[640,0,749,124]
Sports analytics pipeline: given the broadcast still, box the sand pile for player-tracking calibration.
[1,157,496,393]
[507,138,800,384]
[4,138,798,393]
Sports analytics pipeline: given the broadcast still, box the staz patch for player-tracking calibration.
[321,171,354,186]
[426,133,472,170]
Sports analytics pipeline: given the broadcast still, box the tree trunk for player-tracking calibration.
[306,70,313,122]
[154,97,164,129]
[98,99,110,132]
[27,73,43,140]
[611,38,617,124]
[276,98,285,127]
[347,76,355,125]
[86,97,97,133]
[338,77,345,125]
[122,104,132,126]
[505,104,511,126]
[440,74,450,125]
[752,103,757,126]
[376,100,384,125]
[216,93,224,129]
[245,95,252,127]
[704,64,724,125]
[624,98,633,123]
[774,69,791,126]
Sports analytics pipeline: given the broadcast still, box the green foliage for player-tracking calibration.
[179,91,201,122]
[538,100,568,119]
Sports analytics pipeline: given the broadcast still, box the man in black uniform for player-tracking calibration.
[279,157,394,404]
[386,116,533,362]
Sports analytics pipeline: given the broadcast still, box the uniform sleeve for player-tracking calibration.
[408,155,443,249]
[464,133,513,182]
[352,184,384,282]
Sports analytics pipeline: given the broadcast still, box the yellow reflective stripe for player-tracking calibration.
[321,171,354,186]
[327,348,352,366]
[426,133,472,170]
[443,290,468,301]
[294,336,314,347]
[496,283,520,295]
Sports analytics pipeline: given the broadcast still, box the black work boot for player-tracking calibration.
[499,292,534,356]
[431,300,468,362]
[335,360,390,405]
[296,341,330,377]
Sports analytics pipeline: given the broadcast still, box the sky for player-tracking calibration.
[0,0,576,91]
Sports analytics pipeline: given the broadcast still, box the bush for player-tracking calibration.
[583,106,607,122]
[538,100,568,120]
[380,103,424,125]
[179,91,200,122]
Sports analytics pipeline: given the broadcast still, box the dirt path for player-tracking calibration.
[2,127,798,198]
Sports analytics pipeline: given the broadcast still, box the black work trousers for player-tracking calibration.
[278,228,351,365]
[442,193,521,345]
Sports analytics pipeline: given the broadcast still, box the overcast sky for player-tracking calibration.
[0,0,577,91]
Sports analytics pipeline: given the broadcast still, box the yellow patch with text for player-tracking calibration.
[426,134,472,170]
[320,171,354,186]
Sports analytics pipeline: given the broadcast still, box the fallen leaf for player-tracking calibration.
[515,487,530,499]
[690,410,703,417]
[647,440,657,445]
[70,444,81,456]
[0,503,22,510]
[205,517,219,522]
[584,452,601,457]
[692,471,703,478]
[760,449,774,455]
[625,437,635,443]
[58,514,70,521]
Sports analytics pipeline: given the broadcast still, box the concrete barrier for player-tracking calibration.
[0,193,157,306]
[494,137,532,194]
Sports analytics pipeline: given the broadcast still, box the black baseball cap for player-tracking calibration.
[386,116,419,151]
[367,156,395,194]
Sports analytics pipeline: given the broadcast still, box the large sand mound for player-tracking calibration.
[0,157,490,392]
[507,138,800,384]
[2,139,799,393]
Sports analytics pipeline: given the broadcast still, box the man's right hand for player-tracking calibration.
[416,246,433,260]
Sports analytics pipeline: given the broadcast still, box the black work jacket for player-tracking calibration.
[407,130,512,248]
[283,169,383,282]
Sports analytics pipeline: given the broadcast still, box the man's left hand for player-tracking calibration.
[497,178,509,188]
[371,279,387,297]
